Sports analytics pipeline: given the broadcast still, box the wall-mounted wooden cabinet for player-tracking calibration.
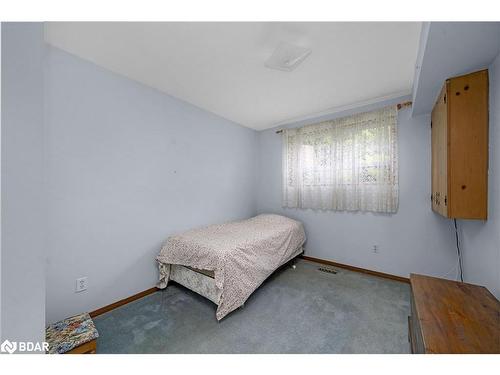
[431,69,489,220]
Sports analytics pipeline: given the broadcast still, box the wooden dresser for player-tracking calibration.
[409,274,500,353]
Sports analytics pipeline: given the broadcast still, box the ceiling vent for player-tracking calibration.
[265,42,311,72]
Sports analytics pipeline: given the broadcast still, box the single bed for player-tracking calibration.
[156,214,306,320]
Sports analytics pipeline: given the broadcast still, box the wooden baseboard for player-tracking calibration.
[89,287,159,318]
[89,256,407,318]
[300,255,410,284]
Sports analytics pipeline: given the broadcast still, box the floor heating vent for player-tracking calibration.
[318,267,338,275]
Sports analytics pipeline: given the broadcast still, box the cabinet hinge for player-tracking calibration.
[430,121,433,128]
[444,196,447,206]
[444,94,447,104]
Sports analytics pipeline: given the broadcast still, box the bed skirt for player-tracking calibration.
[170,264,221,304]
[161,248,303,309]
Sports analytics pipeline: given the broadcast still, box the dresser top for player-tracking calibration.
[410,273,500,354]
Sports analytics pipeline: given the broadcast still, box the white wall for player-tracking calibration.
[257,103,459,280]
[459,52,500,299]
[1,23,46,343]
[45,47,258,323]
[0,21,2,342]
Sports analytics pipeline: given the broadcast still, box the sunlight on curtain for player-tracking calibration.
[282,106,398,213]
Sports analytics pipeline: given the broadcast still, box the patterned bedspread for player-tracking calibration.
[156,214,306,320]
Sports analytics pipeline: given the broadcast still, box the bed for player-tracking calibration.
[156,214,306,320]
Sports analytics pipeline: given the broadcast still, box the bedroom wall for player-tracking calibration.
[1,23,46,343]
[459,51,500,299]
[256,100,459,281]
[45,46,258,323]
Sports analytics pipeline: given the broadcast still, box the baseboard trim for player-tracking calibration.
[300,255,410,284]
[89,257,408,318]
[89,287,159,318]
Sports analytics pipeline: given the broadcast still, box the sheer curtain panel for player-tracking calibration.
[282,106,398,213]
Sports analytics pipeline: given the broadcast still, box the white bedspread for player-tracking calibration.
[156,214,306,320]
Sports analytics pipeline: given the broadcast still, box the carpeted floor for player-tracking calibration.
[94,259,411,353]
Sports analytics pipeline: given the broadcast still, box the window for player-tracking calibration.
[282,106,398,213]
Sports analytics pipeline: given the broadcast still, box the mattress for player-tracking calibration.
[156,214,306,320]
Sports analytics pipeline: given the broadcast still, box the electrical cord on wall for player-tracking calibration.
[453,219,464,282]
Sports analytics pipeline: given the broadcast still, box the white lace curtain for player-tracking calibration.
[282,106,398,213]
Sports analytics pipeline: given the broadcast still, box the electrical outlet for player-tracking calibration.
[372,245,379,254]
[75,277,88,293]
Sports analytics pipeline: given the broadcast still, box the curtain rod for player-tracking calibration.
[275,101,412,134]
[397,101,412,110]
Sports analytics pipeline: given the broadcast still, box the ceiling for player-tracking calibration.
[45,22,422,130]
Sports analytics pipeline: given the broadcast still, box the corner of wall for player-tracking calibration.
[1,22,46,344]
[459,48,500,299]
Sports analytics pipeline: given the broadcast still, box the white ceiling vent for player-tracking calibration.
[265,42,311,72]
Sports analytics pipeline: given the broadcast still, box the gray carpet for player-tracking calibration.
[94,259,411,353]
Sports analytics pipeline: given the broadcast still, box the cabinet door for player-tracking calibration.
[431,84,448,217]
[447,70,488,219]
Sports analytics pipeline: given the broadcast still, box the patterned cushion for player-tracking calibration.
[46,312,99,354]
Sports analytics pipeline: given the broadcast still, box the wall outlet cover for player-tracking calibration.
[76,277,88,292]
